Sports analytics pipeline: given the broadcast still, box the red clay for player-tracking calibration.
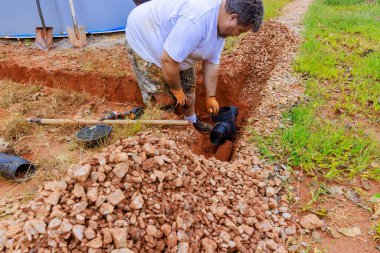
[0,62,143,103]
[215,140,234,161]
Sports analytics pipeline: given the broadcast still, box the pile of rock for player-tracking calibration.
[0,132,294,252]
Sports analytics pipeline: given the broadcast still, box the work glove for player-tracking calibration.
[171,88,187,107]
[205,96,219,114]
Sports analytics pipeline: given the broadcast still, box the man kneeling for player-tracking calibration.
[126,0,264,132]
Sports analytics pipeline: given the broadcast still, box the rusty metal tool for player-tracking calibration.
[67,0,86,48]
[35,0,53,51]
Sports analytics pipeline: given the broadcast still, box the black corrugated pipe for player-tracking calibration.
[210,106,239,146]
[0,153,36,180]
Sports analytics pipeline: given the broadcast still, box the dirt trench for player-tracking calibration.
[0,21,296,158]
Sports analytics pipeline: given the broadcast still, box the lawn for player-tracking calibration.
[250,0,380,181]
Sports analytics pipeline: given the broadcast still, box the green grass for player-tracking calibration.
[263,0,292,19]
[294,0,380,119]
[250,105,379,180]
[250,0,380,181]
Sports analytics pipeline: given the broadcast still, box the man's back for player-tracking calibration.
[126,0,225,70]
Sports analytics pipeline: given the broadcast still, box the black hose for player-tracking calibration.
[210,106,239,146]
[0,153,36,180]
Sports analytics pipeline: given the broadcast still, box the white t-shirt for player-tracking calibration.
[126,0,225,70]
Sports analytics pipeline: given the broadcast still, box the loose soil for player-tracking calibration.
[294,174,380,253]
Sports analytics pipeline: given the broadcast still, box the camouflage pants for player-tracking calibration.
[126,40,196,104]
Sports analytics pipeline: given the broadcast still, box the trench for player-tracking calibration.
[0,21,296,160]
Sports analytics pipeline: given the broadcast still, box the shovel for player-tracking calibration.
[67,0,86,48]
[35,0,53,51]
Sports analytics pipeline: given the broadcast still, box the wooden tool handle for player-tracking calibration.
[27,118,190,126]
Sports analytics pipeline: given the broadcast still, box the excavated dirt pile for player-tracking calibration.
[196,21,298,121]
[0,131,294,252]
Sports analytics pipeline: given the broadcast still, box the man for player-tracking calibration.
[126,0,263,132]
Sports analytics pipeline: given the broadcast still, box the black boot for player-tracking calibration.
[193,120,213,133]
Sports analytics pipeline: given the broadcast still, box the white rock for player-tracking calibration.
[113,162,129,178]
[107,189,125,206]
[48,218,62,229]
[100,202,115,215]
[111,227,127,249]
[73,183,86,198]
[114,152,128,163]
[72,164,92,182]
[129,193,144,210]
[87,187,98,202]
[45,191,61,205]
[72,225,85,241]
[178,242,189,253]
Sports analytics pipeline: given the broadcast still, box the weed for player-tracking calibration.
[110,104,163,142]
[0,81,43,108]
[34,154,77,181]
[16,88,88,117]
[1,116,37,141]
[302,184,329,211]
[50,89,88,107]
[374,221,380,241]
[0,52,6,62]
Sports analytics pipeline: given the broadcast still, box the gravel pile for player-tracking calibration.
[0,131,295,252]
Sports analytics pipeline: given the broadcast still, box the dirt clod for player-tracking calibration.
[300,214,324,230]
[214,140,234,161]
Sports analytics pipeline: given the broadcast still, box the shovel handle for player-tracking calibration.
[68,0,79,38]
[36,0,47,32]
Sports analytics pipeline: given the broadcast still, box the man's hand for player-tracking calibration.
[205,96,219,114]
[202,61,219,114]
[171,88,187,106]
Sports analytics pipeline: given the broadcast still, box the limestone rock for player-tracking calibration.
[114,162,129,178]
[129,193,144,210]
[111,228,127,249]
[107,189,125,206]
[72,225,85,241]
[72,164,92,182]
[300,214,324,230]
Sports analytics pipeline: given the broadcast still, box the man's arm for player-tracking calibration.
[202,60,219,96]
[161,50,187,106]
[161,50,182,91]
[202,60,220,114]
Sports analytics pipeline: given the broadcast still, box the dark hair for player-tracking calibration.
[225,0,264,32]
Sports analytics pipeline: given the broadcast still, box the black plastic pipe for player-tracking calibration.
[210,106,239,146]
[0,153,36,180]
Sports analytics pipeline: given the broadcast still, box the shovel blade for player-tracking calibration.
[67,25,87,48]
[35,27,53,51]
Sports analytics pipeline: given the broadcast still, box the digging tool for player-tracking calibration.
[100,106,144,121]
[27,118,189,126]
[67,0,86,48]
[35,0,53,51]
